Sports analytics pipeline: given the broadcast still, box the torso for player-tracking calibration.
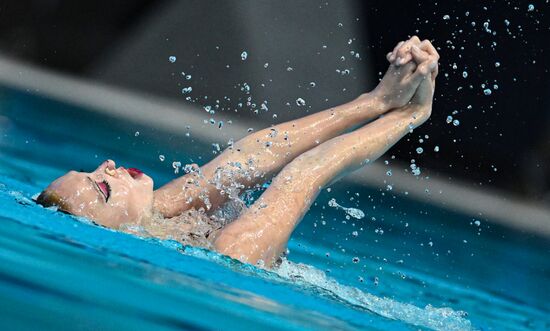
[121,199,246,249]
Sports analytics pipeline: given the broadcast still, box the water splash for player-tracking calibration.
[328,198,365,219]
[183,246,473,331]
[273,260,473,331]
[296,98,306,107]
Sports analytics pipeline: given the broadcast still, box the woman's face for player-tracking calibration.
[41,160,154,228]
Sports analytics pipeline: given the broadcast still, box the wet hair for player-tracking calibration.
[35,189,71,212]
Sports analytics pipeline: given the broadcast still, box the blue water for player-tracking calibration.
[0,87,549,330]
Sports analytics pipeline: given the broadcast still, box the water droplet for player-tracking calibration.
[186,74,192,80]
[416,147,424,154]
[352,257,360,263]
[181,87,193,94]
[159,155,165,162]
[386,170,392,176]
[462,71,468,78]
[443,14,450,20]
[434,146,440,152]
[328,198,364,219]
[172,161,181,174]
[296,98,306,106]
[495,62,501,68]
[264,62,269,68]
[452,119,460,126]
[240,51,248,60]
[528,4,534,11]
[168,56,176,63]
[134,131,140,137]
[483,89,492,96]
[446,115,453,123]
[309,82,316,88]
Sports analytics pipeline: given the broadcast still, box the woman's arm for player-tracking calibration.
[214,99,434,266]
[214,44,438,266]
[154,92,388,217]
[153,36,434,218]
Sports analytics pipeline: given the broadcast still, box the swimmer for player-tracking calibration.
[37,36,439,268]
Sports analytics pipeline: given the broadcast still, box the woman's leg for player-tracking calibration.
[214,67,436,267]
[154,38,431,217]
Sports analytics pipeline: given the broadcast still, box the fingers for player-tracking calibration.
[418,39,440,81]
[405,59,438,89]
[394,36,421,66]
[410,45,430,63]
[386,36,439,88]
[408,45,431,82]
[412,70,435,105]
[389,41,405,62]
[419,39,440,60]
[387,37,438,66]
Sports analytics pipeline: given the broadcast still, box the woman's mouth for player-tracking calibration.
[127,168,143,179]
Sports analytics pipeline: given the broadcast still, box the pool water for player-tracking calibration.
[0,87,549,330]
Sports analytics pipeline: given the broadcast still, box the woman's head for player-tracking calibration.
[37,160,154,228]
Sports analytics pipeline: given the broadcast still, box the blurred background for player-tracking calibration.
[0,0,548,204]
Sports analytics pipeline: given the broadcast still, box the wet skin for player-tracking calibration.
[40,36,439,267]
[43,160,154,228]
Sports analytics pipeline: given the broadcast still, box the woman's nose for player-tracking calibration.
[98,159,117,176]
[105,159,116,169]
